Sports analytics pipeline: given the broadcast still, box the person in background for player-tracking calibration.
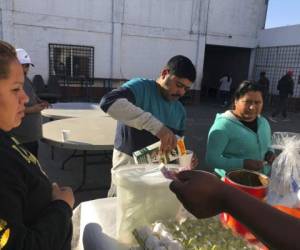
[269,70,294,122]
[0,40,74,250]
[218,74,232,107]
[257,71,270,103]
[206,81,275,177]
[170,170,300,250]
[100,55,197,196]
[10,48,49,157]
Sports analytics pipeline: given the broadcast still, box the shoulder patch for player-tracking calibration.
[0,219,10,249]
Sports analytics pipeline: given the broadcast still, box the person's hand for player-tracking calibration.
[169,170,225,218]
[190,154,199,169]
[243,159,264,171]
[39,100,50,109]
[32,103,47,112]
[52,183,75,209]
[264,151,276,165]
[156,126,177,154]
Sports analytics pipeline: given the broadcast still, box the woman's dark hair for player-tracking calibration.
[231,81,263,109]
[166,55,196,82]
[233,80,263,101]
[0,40,17,80]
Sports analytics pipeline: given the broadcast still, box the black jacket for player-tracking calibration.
[277,74,294,97]
[0,130,72,250]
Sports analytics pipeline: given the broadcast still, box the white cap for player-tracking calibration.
[16,48,34,66]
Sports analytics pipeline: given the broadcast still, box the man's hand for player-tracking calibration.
[39,100,50,109]
[52,183,75,209]
[243,159,265,171]
[156,126,177,154]
[169,170,225,218]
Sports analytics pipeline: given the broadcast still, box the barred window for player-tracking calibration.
[253,45,300,97]
[49,44,94,80]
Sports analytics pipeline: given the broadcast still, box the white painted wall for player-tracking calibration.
[258,24,300,47]
[207,0,267,48]
[0,0,267,90]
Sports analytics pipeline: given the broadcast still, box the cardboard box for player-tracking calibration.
[133,137,186,164]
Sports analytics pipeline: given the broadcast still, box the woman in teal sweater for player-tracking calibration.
[206,81,275,176]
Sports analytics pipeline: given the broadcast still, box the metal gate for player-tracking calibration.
[253,46,300,111]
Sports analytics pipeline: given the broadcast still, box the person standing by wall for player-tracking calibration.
[10,48,49,157]
[218,74,232,107]
[257,71,270,103]
[269,70,294,122]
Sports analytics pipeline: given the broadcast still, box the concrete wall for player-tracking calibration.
[258,24,300,47]
[0,0,267,90]
[207,0,267,48]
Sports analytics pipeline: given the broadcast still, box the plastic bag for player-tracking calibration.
[114,164,181,245]
[267,132,300,207]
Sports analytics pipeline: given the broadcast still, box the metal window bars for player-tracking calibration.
[49,43,94,85]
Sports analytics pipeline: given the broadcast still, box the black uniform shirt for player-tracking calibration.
[0,129,72,250]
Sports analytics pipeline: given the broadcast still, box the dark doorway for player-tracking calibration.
[201,45,251,100]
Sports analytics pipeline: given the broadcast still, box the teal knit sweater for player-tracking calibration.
[205,111,272,175]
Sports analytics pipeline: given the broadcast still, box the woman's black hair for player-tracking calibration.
[233,80,263,101]
[231,80,263,109]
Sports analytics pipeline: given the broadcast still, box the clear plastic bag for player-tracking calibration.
[267,132,300,207]
[114,164,181,245]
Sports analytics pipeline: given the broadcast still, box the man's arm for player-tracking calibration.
[170,171,300,250]
[100,87,178,151]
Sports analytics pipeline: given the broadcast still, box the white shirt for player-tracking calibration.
[219,76,232,91]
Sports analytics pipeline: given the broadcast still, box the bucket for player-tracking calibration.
[220,170,269,246]
[114,164,181,244]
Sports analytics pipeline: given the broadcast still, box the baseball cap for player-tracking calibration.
[16,48,34,66]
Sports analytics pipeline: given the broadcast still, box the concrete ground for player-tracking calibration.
[39,101,300,207]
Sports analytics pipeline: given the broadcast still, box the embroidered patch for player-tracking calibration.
[11,137,40,166]
[0,219,10,249]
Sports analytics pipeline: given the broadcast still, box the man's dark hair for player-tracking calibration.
[166,55,196,82]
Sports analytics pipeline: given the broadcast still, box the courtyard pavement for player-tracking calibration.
[39,101,300,207]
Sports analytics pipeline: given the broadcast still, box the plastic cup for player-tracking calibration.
[179,150,193,170]
[61,129,70,142]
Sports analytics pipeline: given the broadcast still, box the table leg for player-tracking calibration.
[62,150,78,169]
[60,150,111,192]
[51,146,54,160]
[75,150,87,192]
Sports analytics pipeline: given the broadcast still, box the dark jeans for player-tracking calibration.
[22,141,39,158]
[272,95,288,118]
[218,90,230,105]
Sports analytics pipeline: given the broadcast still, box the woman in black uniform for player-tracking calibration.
[0,40,74,249]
